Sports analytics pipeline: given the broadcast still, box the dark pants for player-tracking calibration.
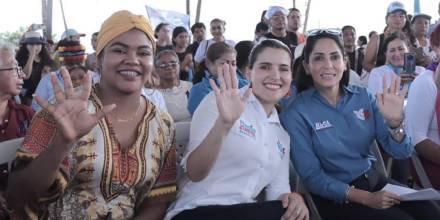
[312,168,440,220]
[172,201,286,220]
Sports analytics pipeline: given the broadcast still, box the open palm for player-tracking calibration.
[209,64,252,126]
[376,75,407,127]
[35,67,115,143]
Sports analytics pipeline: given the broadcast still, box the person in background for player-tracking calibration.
[281,29,440,220]
[368,31,424,95]
[405,24,440,189]
[357,35,368,55]
[187,22,206,57]
[31,40,90,112]
[7,10,176,219]
[172,26,193,81]
[188,42,247,115]
[412,13,435,67]
[155,22,174,52]
[86,31,99,72]
[342,25,364,75]
[363,1,416,72]
[287,8,305,44]
[0,42,34,220]
[254,22,269,42]
[155,50,192,122]
[45,39,56,59]
[16,30,54,105]
[263,6,298,54]
[194,18,235,64]
[235,40,255,80]
[61,28,86,41]
[166,39,309,220]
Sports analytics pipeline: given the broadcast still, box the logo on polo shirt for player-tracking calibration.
[239,119,256,138]
[353,108,369,121]
[277,140,285,157]
[315,120,332,131]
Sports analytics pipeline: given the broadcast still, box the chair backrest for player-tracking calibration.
[0,137,24,168]
[289,162,322,220]
[175,121,191,182]
[410,153,433,188]
[370,140,388,177]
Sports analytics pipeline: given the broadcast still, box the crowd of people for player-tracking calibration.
[0,1,440,219]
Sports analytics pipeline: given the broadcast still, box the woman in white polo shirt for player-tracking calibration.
[166,39,308,220]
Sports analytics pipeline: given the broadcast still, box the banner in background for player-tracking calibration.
[146,6,190,31]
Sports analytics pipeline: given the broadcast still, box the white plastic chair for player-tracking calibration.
[175,121,191,183]
[0,137,24,170]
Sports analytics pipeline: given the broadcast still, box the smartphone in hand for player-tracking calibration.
[403,52,416,74]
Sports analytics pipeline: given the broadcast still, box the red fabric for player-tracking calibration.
[0,100,34,142]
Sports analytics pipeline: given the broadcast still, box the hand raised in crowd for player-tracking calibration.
[209,63,252,127]
[280,192,309,220]
[376,75,408,128]
[27,44,38,57]
[365,190,401,209]
[35,67,115,144]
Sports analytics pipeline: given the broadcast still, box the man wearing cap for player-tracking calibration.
[413,13,435,66]
[262,6,298,54]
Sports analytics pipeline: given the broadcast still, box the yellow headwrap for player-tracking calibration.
[96,10,156,56]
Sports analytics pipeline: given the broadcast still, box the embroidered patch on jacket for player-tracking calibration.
[276,140,285,157]
[238,119,256,138]
[315,120,332,131]
[353,108,369,120]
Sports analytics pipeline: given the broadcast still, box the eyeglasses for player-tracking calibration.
[156,61,179,69]
[306,28,342,39]
[0,66,23,77]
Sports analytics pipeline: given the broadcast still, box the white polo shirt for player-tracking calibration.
[165,88,290,220]
[367,65,425,95]
[405,70,440,146]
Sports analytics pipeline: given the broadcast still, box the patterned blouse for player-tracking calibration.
[13,87,176,219]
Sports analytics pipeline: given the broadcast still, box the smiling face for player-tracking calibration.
[251,47,292,106]
[304,38,347,92]
[385,38,408,67]
[0,51,24,97]
[210,21,225,39]
[156,53,180,82]
[98,29,154,95]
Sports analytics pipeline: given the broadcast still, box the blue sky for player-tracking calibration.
[2,0,439,52]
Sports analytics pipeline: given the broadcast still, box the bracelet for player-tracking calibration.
[388,121,405,135]
[345,185,355,204]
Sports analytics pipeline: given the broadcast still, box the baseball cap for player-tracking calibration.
[265,6,288,20]
[412,12,432,23]
[61,29,86,40]
[387,1,406,14]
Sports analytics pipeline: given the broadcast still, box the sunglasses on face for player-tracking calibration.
[307,28,343,39]
[156,61,179,69]
[0,66,23,77]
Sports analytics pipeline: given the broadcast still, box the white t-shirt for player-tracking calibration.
[159,81,192,122]
[141,88,168,112]
[405,69,440,146]
[367,65,425,94]
[165,88,290,219]
[194,38,236,63]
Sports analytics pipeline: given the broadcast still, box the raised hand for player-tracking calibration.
[209,63,252,126]
[35,67,115,144]
[376,75,408,128]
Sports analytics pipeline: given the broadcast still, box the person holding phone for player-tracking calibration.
[368,31,424,95]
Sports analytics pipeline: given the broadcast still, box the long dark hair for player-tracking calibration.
[16,43,53,67]
[295,32,350,93]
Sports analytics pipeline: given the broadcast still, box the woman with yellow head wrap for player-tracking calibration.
[7,10,176,220]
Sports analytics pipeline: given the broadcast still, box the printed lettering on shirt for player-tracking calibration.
[353,108,369,121]
[276,140,285,157]
[238,119,256,138]
[315,120,332,131]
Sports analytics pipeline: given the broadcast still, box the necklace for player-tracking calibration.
[112,103,142,123]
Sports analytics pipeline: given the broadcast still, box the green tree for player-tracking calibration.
[0,26,27,46]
